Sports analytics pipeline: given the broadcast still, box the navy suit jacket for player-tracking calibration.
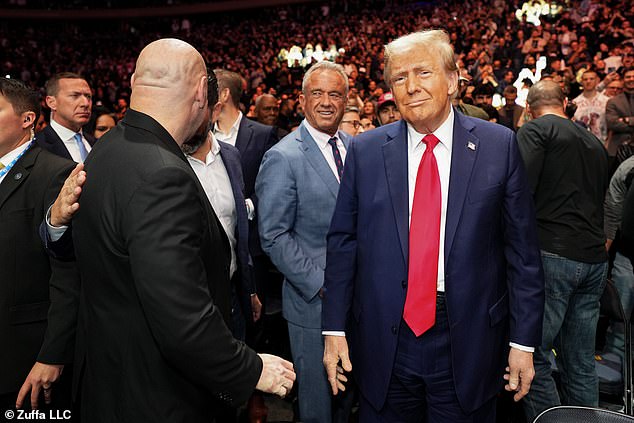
[322,112,544,413]
[235,117,278,256]
[36,125,96,162]
[217,140,255,299]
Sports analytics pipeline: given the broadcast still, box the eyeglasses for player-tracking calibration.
[341,120,361,129]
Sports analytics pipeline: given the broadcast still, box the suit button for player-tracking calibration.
[391,325,397,334]
[401,280,407,288]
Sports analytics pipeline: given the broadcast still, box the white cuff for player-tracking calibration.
[509,342,535,353]
[46,205,68,242]
[245,198,255,221]
[322,331,346,336]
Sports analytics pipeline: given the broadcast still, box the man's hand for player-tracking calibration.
[16,362,64,409]
[255,354,295,398]
[504,347,534,401]
[323,335,352,395]
[251,294,262,322]
[50,163,85,227]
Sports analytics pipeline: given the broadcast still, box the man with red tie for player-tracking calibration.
[322,30,545,422]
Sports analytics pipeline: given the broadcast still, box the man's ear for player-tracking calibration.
[525,103,533,119]
[219,87,231,104]
[211,101,222,123]
[195,75,207,109]
[21,111,36,130]
[45,95,56,111]
[447,71,459,98]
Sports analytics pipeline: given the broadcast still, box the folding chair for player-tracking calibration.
[533,405,634,422]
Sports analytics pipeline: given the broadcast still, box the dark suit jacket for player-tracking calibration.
[71,109,262,422]
[35,124,96,162]
[235,117,278,256]
[606,93,634,156]
[217,140,255,302]
[322,112,544,413]
[0,145,76,394]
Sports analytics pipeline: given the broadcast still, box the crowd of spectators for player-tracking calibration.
[1,0,633,139]
[2,1,634,420]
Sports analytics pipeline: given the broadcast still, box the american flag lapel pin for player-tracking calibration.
[467,142,476,151]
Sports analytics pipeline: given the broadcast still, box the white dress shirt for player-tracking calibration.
[303,119,347,182]
[213,112,242,147]
[0,142,31,184]
[187,134,238,278]
[407,109,454,293]
[50,119,92,163]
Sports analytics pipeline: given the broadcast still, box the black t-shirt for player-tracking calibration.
[517,114,609,263]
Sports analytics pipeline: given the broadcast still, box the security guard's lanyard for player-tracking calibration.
[0,139,34,179]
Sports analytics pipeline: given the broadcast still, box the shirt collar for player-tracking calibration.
[214,111,242,136]
[303,119,342,150]
[188,132,221,166]
[406,107,454,154]
[0,141,31,168]
[50,118,82,141]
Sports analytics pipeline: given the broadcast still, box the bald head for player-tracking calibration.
[134,38,205,89]
[131,38,208,145]
[526,80,567,118]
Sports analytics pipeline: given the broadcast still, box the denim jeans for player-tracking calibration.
[523,250,608,422]
[604,252,634,362]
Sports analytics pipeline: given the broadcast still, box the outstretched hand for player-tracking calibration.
[51,163,85,227]
[255,354,296,398]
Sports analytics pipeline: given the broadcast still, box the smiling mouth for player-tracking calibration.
[406,99,429,107]
[317,111,335,117]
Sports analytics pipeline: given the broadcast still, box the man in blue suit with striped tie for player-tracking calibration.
[256,61,351,423]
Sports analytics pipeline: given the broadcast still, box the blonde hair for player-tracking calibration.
[384,30,458,86]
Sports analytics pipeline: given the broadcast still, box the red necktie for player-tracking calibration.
[404,133,441,336]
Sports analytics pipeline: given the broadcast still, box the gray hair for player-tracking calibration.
[301,61,349,96]
[384,30,458,86]
[254,93,277,110]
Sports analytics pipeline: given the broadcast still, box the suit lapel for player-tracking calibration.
[382,121,409,264]
[235,117,253,154]
[445,111,479,262]
[218,146,244,219]
[297,124,339,198]
[0,146,37,211]
[340,131,351,150]
[40,126,72,161]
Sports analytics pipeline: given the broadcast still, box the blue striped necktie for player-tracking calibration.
[74,133,89,162]
[328,137,344,180]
